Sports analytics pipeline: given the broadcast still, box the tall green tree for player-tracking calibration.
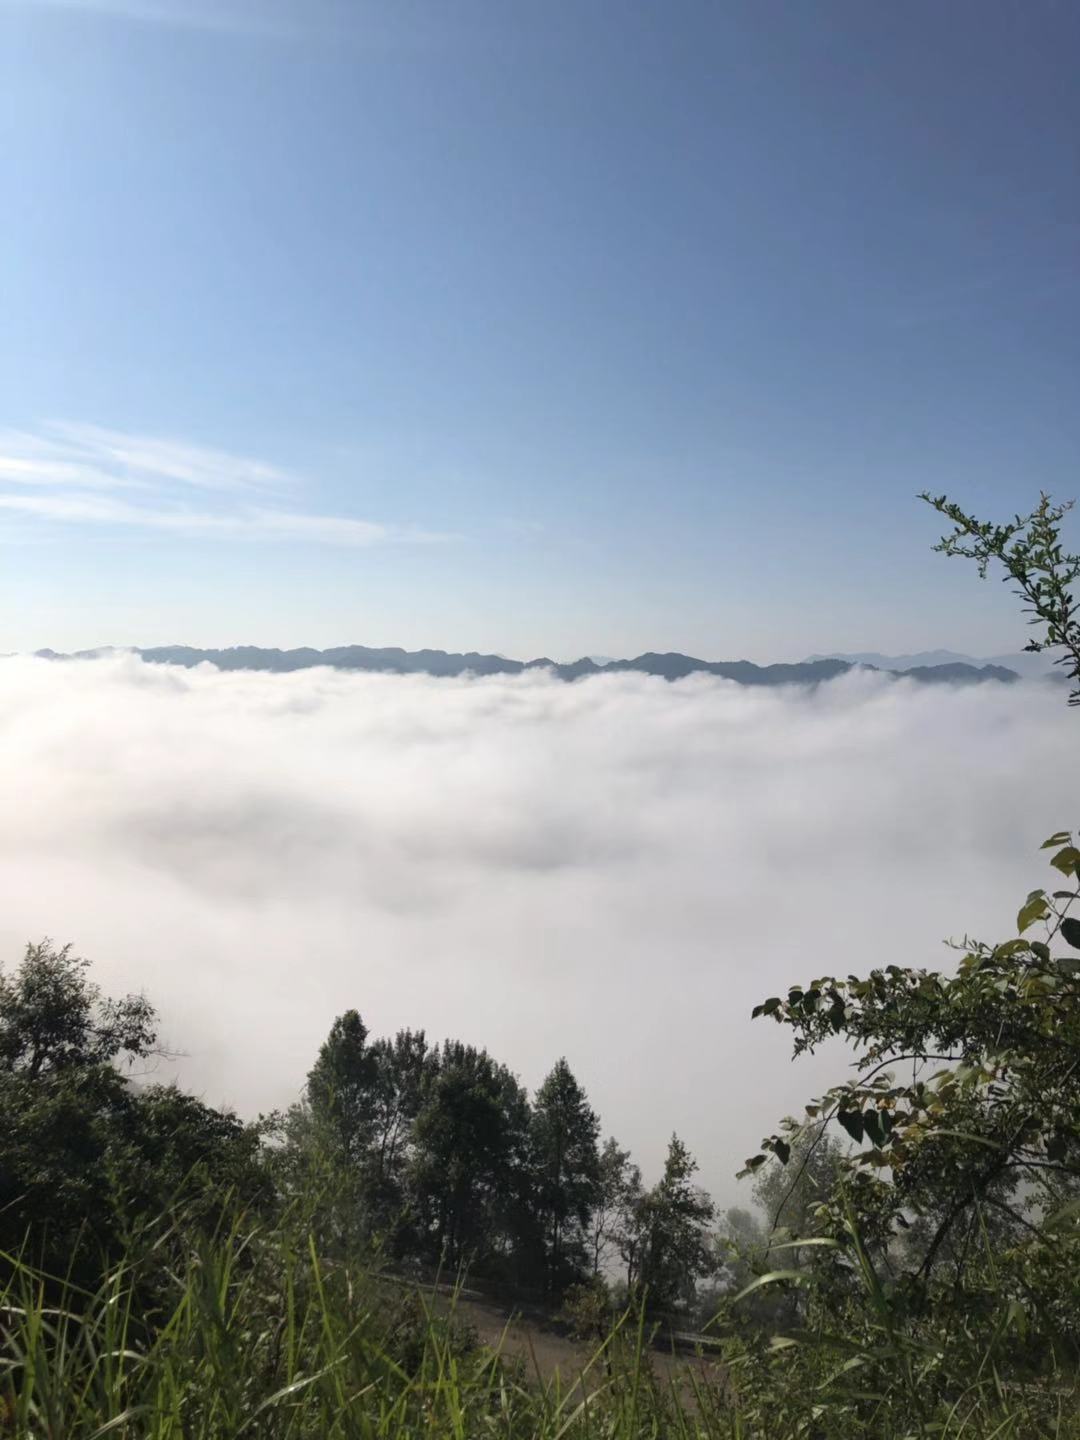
[627,1134,715,1313]
[706,1126,846,1332]
[299,1013,438,1251]
[0,941,158,1275]
[752,1121,846,1295]
[531,1058,601,1291]
[0,941,267,1285]
[589,1136,642,1277]
[0,939,157,1077]
[305,1009,379,1168]
[410,1040,532,1273]
[363,1028,436,1233]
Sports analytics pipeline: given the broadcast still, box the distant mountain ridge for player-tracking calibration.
[806,648,1055,678]
[34,644,1020,687]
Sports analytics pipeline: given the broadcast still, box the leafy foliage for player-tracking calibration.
[0,938,157,1076]
[745,835,1080,1266]
[725,833,1080,1426]
[0,942,268,1286]
[408,1039,535,1274]
[723,489,1080,1428]
[921,489,1080,702]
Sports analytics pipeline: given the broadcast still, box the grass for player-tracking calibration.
[1,1210,1078,1438]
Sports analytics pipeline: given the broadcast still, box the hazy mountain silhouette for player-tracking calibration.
[35,644,1020,686]
[806,649,1054,678]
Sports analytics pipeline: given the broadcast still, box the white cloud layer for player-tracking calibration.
[0,656,1073,1203]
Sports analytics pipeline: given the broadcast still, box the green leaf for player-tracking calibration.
[1061,917,1080,951]
[1017,893,1050,933]
[737,1154,768,1179]
[1050,846,1080,877]
[926,1128,1004,1151]
[995,939,1031,959]
[1041,832,1072,849]
[88,1413,153,1440]
[862,1109,885,1147]
[766,1237,840,1253]
[836,1108,864,1144]
[235,1365,348,1435]
[730,1269,811,1305]
[773,1139,791,1165]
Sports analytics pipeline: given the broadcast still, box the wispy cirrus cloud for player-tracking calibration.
[0,429,144,490]
[0,491,395,545]
[48,422,293,493]
[3,0,295,36]
[3,0,433,45]
[0,423,452,547]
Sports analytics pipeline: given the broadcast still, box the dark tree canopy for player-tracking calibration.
[0,940,158,1078]
[410,1040,533,1273]
[625,1134,716,1312]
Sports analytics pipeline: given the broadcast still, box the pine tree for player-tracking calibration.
[305,1009,379,1169]
[629,1133,715,1313]
[531,1058,601,1291]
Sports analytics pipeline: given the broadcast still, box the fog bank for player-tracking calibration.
[0,655,1072,1204]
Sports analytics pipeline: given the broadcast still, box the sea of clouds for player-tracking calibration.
[0,654,1074,1204]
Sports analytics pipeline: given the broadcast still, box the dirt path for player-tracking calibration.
[446,1292,726,1398]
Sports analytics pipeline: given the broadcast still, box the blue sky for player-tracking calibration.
[2,0,1078,659]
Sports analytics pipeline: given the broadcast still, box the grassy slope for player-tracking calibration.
[2,1213,1077,1440]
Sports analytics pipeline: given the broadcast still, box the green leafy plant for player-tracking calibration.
[729,490,1080,1430]
[920,490,1080,701]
